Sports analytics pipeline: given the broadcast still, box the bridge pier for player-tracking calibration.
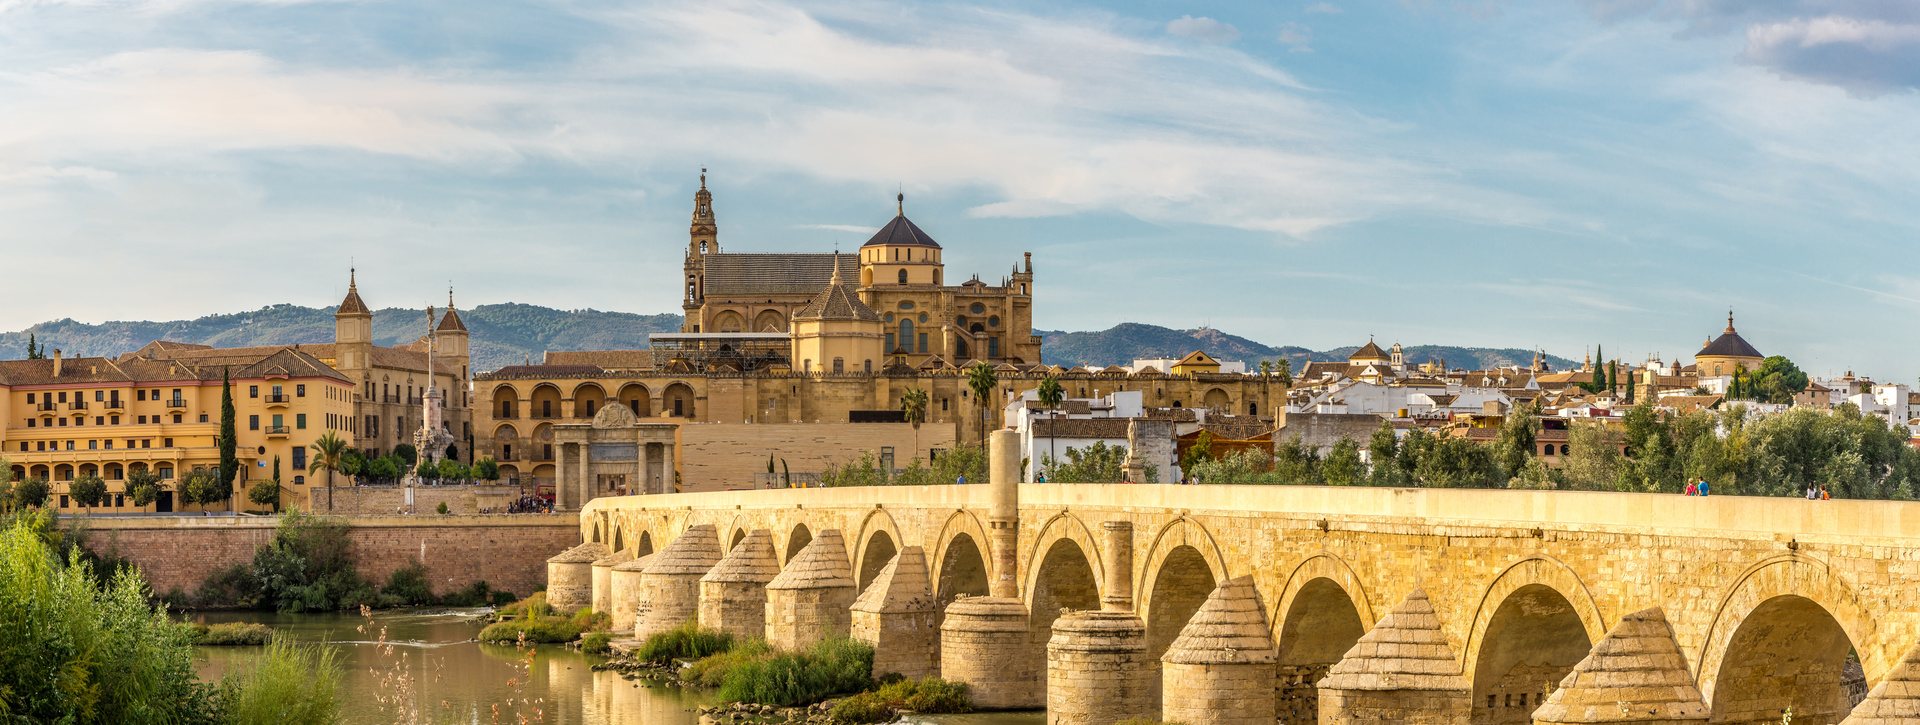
[590,548,632,616]
[765,528,855,650]
[1530,607,1708,725]
[700,529,779,640]
[1046,519,1154,725]
[851,545,940,680]
[939,429,1043,708]
[1159,576,1277,725]
[544,541,607,612]
[1316,588,1471,725]
[637,524,722,640]
[609,553,656,633]
[1842,639,1920,724]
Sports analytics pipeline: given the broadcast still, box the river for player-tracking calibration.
[192,609,1044,725]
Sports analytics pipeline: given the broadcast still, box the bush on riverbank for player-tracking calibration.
[581,632,614,655]
[682,637,773,687]
[830,676,971,723]
[570,606,611,632]
[717,637,874,706]
[478,616,580,644]
[212,636,344,725]
[637,620,734,664]
[498,591,554,619]
[194,621,275,646]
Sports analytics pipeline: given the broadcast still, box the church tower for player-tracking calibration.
[437,288,471,386]
[333,269,373,377]
[683,170,717,332]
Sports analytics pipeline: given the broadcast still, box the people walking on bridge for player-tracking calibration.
[1699,478,1710,496]
[1686,479,1698,496]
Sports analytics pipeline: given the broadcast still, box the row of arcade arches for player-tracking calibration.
[587,512,1874,725]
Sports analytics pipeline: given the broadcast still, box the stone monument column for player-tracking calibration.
[661,439,675,494]
[1101,521,1134,611]
[576,441,591,509]
[988,428,1020,598]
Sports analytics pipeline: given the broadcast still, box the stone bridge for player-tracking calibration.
[557,433,1920,725]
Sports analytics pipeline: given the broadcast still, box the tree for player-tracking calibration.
[1753,355,1810,404]
[216,367,238,510]
[0,458,13,514]
[474,457,501,481]
[436,457,467,482]
[14,477,49,509]
[415,459,438,482]
[1181,430,1216,474]
[1495,399,1542,482]
[1367,421,1402,487]
[25,334,40,360]
[1323,438,1363,486]
[1036,376,1064,470]
[248,477,281,513]
[965,361,999,444]
[309,431,350,512]
[1625,368,1637,403]
[127,470,161,511]
[181,469,218,507]
[1273,358,1294,388]
[70,474,107,510]
[900,387,929,463]
[369,456,403,482]
[393,443,418,467]
[1607,360,1618,395]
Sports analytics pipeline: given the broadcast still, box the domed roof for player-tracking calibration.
[1698,313,1763,359]
[1349,339,1389,362]
[861,196,941,249]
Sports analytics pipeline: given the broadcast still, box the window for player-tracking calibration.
[250,385,259,398]
[94,417,103,426]
[141,439,150,448]
[897,269,908,284]
[885,333,895,351]
[136,390,145,401]
[673,398,684,416]
[988,338,999,358]
[58,418,67,427]
[88,440,97,450]
[582,400,595,416]
[833,358,844,374]
[94,390,103,401]
[864,360,872,373]
[57,392,66,403]
[296,413,306,430]
[25,393,33,404]
[988,315,999,327]
[174,414,183,424]
[941,398,949,411]
[918,333,928,353]
[73,416,83,427]
[137,415,146,424]
[114,494,123,507]
[250,414,259,431]
[970,303,985,314]
[59,496,68,508]
[159,466,173,479]
[163,438,172,447]
[26,420,33,428]
[272,385,283,399]
[899,320,914,351]
[293,446,306,469]
[126,440,134,449]
[296,384,305,398]
[109,416,118,425]
[880,446,895,471]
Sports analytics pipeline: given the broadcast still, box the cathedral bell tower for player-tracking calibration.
[333,268,374,375]
[683,169,717,332]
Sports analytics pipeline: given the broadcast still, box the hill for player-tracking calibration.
[1,307,1576,375]
[0,304,681,373]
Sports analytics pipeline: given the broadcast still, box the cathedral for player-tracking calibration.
[678,173,1040,370]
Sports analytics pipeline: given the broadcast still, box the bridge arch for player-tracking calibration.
[785,522,814,564]
[1023,512,1105,604]
[1462,557,1605,724]
[1271,553,1374,724]
[1138,517,1228,709]
[932,510,992,607]
[853,508,905,593]
[1025,512,1104,642]
[1697,555,1875,723]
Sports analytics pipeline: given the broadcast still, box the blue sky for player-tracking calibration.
[3,0,1919,379]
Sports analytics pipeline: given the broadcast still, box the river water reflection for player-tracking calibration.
[193,610,1041,725]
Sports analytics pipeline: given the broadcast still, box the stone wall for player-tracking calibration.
[677,422,957,491]
[86,514,577,598]
[311,484,524,515]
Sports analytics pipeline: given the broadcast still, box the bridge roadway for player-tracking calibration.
[568,435,1920,725]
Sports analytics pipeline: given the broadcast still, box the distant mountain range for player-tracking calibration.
[1038,323,1579,372]
[0,307,1577,374]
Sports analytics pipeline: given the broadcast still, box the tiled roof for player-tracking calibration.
[544,350,654,371]
[703,253,860,296]
[795,283,880,322]
[338,280,372,315]
[437,307,467,332]
[861,214,941,249]
[0,347,349,386]
[1031,418,1132,439]
[1698,330,1763,359]
[489,364,605,378]
[1349,340,1389,361]
[1144,408,1199,422]
[151,342,432,374]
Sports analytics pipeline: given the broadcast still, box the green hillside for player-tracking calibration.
[1,306,1575,375]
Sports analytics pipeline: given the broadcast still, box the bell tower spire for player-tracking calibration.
[683,169,716,332]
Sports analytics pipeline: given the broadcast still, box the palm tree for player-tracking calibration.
[965,361,999,446]
[1036,376,1064,479]
[901,388,929,464]
[308,430,350,513]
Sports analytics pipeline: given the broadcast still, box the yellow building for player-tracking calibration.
[0,347,356,512]
[1694,312,1765,377]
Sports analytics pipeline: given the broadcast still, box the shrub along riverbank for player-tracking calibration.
[601,622,972,724]
[187,511,517,612]
[0,513,344,724]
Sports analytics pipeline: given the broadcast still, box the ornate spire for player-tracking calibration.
[897,191,904,216]
[337,268,371,316]
[829,251,842,285]
[1725,309,1735,334]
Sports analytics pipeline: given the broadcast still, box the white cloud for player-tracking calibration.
[1166,15,1240,44]
[1743,15,1920,94]
[1277,22,1313,52]
[1304,3,1342,14]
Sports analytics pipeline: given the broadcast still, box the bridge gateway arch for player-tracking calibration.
[553,431,1920,725]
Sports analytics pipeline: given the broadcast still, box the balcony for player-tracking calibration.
[36,402,54,412]
[68,401,88,411]
[265,394,290,408]
[165,398,187,410]
[103,401,124,410]
[265,426,290,438]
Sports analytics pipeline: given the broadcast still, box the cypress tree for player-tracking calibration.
[1607,360,1618,394]
[218,367,239,508]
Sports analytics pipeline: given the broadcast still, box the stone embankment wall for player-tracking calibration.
[677,423,957,491]
[85,514,578,598]
[311,484,524,515]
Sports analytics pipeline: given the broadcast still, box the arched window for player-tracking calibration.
[899,320,914,352]
[1560,444,1571,455]
[700,241,708,253]
[934,269,941,284]
[833,358,845,374]
[864,360,872,373]
[898,269,908,284]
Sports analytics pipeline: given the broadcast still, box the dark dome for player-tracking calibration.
[861,214,941,249]
[1699,331,1762,359]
